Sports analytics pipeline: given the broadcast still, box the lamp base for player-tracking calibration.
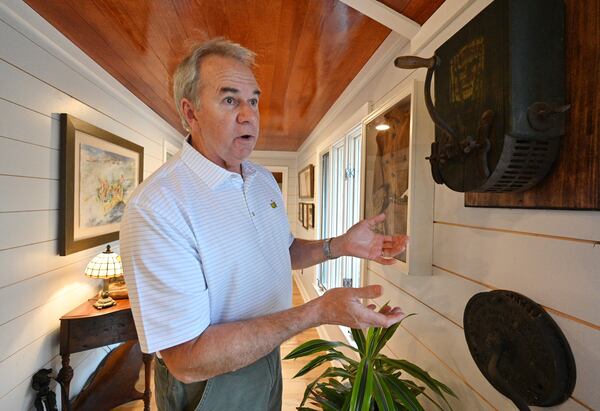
[108,278,129,299]
[93,291,117,309]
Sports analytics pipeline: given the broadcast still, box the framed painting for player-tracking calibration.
[298,164,314,198]
[362,80,434,275]
[307,203,314,228]
[59,114,144,255]
[302,203,310,229]
[298,202,304,224]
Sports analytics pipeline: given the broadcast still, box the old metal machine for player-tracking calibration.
[395,0,568,192]
[464,290,576,410]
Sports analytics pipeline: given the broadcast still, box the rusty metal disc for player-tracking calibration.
[463,290,576,407]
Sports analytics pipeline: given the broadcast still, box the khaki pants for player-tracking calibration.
[154,348,282,411]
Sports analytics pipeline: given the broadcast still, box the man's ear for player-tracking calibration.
[180,98,197,128]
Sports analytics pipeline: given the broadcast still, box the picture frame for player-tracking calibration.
[362,80,434,275]
[59,114,144,256]
[298,164,314,198]
[302,203,310,229]
[307,203,314,228]
[298,202,304,224]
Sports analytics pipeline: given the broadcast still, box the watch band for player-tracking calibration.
[323,238,337,260]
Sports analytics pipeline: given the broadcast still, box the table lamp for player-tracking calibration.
[84,245,123,309]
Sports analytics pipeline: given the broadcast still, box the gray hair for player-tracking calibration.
[172,38,256,132]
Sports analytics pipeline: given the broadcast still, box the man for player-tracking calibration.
[120,38,408,411]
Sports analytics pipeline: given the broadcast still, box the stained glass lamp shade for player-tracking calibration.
[84,245,123,309]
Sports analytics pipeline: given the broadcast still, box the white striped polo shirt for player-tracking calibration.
[120,141,293,354]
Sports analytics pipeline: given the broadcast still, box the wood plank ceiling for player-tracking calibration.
[25,0,443,151]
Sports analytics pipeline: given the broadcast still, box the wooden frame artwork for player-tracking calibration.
[59,114,144,255]
[307,203,315,228]
[298,164,314,199]
[302,203,310,229]
[298,202,304,224]
[362,80,434,275]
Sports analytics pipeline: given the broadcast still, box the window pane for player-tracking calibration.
[318,127,363,291]
[318,152,329,290]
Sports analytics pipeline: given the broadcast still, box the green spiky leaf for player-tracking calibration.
[373,313,416,357]
[350,328,366,354]
[372,371,395,411]
[382,374,424,411]
[379,357,456,409]
[294,352,357,378]
[348,358,374,411]
[284,339,357,360]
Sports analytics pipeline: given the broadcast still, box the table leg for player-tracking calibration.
[55,354,73,411]
[142,353,153,411]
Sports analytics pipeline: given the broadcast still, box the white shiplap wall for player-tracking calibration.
[0,1,183,409]
[295,1,600,410]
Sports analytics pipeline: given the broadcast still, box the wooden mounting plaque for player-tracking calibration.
[465,0,599,210]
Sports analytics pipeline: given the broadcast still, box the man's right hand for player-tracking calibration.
[312,285,404,329]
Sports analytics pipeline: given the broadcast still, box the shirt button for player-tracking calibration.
[251,212,256,217]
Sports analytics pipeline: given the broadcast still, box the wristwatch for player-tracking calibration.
[323,238,338,260]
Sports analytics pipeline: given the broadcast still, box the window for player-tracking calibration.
[318,126,362,291]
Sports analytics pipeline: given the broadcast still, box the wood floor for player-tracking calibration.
[114,278,327,411]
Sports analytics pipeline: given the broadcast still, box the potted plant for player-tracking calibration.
[284,312,456,410]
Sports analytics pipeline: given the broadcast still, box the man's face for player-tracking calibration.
[182,55,260,172]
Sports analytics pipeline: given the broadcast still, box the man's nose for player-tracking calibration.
[237,102,258,124]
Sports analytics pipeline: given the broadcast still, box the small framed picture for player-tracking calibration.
[298,164,314,199]
[307,203,314,228]
[298,202,304,224]
[302,203,309,229]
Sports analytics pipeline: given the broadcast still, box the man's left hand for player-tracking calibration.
[335,213,408,265]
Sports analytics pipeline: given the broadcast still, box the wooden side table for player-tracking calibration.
[56,298,152,411]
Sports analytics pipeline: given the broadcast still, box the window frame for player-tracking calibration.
[317,124,363,292]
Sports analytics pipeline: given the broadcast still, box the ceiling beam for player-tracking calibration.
[410,0,481,54]
[339,0,421,39]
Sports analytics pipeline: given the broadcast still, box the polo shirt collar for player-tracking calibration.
[181,137,257,189]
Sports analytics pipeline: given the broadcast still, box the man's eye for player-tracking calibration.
[249,98,259,107]
[224,97,236,105]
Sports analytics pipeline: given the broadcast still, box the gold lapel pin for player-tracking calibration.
[270,200,278,208]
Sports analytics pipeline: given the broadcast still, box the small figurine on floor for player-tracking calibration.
[32,368,58,411]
